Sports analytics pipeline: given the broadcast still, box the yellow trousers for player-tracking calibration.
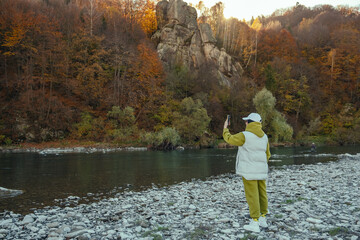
[242,177,268,220]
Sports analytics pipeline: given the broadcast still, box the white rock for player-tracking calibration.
[47,222,59,228]
[38,229,46,235]
[48,232,59,237]
[66,212,76,218]
[306,218,322,224]
[232,222,240,228]
[119,232,131,239]
[30,226,39,232]
[0,219,12,227]
[21,215,34,225]
[37,215,47,222]
[221,229,232,234]
[218,218,231,223]
[65,230,88,238]
[122,204,132,209]
[290,213,299,221]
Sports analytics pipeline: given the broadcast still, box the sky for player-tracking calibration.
[185,0,360,21]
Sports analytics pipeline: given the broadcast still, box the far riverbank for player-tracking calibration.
[0,139,345,154]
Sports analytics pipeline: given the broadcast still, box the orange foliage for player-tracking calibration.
[258,29,299,63]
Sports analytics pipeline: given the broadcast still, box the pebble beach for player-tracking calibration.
[0,153,359,239]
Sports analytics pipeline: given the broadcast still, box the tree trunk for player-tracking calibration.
[254,32,258,67]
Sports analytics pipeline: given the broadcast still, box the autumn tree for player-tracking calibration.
[69,33,109,108]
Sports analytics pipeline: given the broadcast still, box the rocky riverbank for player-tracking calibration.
[0,146,148,154]
[1,154,359,239]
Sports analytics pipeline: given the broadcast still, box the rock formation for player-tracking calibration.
[152,0,243,86]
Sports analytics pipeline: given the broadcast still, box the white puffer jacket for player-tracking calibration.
[236,131,268,180]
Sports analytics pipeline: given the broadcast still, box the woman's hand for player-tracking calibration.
[224,118,229,129]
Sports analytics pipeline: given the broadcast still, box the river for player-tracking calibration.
[0,145,359,214]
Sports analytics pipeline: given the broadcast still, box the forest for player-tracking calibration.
[0,0,359,148]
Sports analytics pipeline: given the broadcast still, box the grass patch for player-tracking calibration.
[184,225,212,240]
[239,233,257,240]
[280,199,294,204]
[142,225,169,239]
[281,197,307,204]
[352,207,360,212]
[310,226,320,232]
[328,227,349,236]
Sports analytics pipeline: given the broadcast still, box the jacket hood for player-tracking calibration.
[245,122,265,137]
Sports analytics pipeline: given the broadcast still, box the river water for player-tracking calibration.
[0,145,359,214]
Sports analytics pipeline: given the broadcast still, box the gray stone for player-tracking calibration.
[46,222,59,228]
[37,215,47,222]
[0,219,12,228]
[47,231,59,237]
[38,229,46,235]
[221,229,232,234]
[30,226,39,232]
[188,204,196,210]
[21,215,34,225]
[218,218,231,223]
[306,218,322,224]
[119,232,131,239]
[232,222,240,228]
[63,226,71,233]
[65,230,88,238]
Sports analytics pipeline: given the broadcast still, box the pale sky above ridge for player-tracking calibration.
[185,0,360,21]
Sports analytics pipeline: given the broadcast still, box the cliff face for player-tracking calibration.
[152,0,243,86]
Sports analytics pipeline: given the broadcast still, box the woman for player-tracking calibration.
[223,113,271,233]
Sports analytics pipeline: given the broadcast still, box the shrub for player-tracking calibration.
[307,117,321,135]
[107,106,136,128]
[73,112,105,141]
[172,97,211,144]
[4,137,12,145]
[143,127,180,150]
[106,106,137,143]
[332,124,360,145]
[0,135,12,145]
[270,112,293,142]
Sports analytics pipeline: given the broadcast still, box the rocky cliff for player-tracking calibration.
[152,0,243,86]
